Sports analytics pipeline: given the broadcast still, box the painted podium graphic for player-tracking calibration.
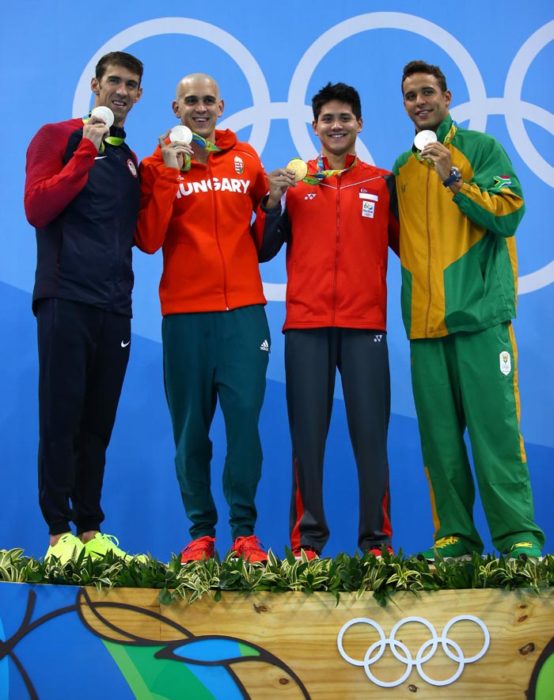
[0,583,553,698]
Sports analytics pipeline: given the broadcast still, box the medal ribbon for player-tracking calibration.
[82,117,125,153]
[180,132,222,172]
[301,155,357,185]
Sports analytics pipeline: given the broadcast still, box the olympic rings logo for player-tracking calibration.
[72,14,554,297]
[337,614,490,688]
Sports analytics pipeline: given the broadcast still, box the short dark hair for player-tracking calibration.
[401,60,447,93]
[312,82,362,121]
[95,51,144,83]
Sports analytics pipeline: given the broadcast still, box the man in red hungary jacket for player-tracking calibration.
[257,82,399,559]
[136,73,270,564]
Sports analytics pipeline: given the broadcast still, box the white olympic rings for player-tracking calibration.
[73,14,554,296]
[337,614,490,688]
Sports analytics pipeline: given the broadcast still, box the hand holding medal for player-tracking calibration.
[414,129,454,180]
[84,106,114,151]
[286,158,308,182]
[90,106,115,128]
[265,163,299,209]
[160,125,194,171]
[414,130,437,166]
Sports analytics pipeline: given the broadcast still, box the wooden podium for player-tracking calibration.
[1,582,552,698]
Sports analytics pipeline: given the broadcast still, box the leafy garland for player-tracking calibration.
[1,548,552,607]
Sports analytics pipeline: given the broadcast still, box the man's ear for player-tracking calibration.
[90,77,100,96]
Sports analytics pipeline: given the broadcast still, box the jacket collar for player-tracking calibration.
[436,114,454,143]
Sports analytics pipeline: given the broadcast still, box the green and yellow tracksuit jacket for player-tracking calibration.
[393,115,525,340]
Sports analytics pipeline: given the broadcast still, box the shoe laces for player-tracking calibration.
[95,533,126,555]
[182,536,215,554]
[233,535,265,555]
[434,536,461,548]
[510,541,534,550]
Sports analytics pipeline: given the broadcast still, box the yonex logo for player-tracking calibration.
[260,339,270,352]
[374,334,383,342]
[304,192,317,200]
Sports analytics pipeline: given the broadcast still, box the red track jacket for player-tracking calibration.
[136,129,268,315]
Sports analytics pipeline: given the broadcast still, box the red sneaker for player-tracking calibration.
[180,536,215,564]
[367,545,394,558]
[292,546,320,561]
[230,535,268,563]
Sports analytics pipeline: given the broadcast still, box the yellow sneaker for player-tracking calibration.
[83,533,147,563]
[44,533,84,565]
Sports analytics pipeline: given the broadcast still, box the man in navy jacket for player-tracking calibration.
[24,51,144,564]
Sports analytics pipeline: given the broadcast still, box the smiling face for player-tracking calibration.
[402,72,451,132]
[90,64,142,127]
[172,75,224,142]
[312,100,362,161]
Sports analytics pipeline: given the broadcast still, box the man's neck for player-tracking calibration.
[322,151,354,170]
[192,130,217,163]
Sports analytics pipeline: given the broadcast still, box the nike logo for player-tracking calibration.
[95,155,107,160]
[121,340,130,348]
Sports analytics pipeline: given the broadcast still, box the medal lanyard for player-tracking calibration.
[82,117,124,153]
[180,133,222,172]
[302,154,357,185]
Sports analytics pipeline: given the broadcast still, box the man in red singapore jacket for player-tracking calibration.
[256,82,399,560]
[24,52,145,564]
[135,74,270,564]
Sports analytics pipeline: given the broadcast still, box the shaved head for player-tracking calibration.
[176,73,220,99]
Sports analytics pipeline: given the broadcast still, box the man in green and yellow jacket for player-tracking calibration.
[393,60,544,562]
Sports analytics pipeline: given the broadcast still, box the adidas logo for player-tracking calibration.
[260,339,270,352]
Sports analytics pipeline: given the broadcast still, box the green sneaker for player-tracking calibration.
[44,533,84,565]
[419,535,474,562]
[84,533,147,563]
[504,541,542,562]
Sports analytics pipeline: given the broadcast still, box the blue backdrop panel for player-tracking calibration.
[0,1,552,560]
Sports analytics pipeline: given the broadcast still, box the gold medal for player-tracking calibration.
[286,158,308,182]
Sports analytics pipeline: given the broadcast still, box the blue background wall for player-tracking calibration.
[1,1,552,560]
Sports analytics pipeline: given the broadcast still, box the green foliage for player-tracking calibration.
[0,548,552,606]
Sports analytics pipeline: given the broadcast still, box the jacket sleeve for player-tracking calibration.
[247,154,271,250]
[256,196,290,262]
[385,173,400,256]
[24,123,97,228]
[135,154,181,253]
[452,137,525,238]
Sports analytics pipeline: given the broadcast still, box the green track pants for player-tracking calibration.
[411,322,544,554]
[162,305,270,540]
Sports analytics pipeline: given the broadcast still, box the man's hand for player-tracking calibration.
[420,141,452,181]
[82,118,109,152]
[158,130,194,171]
[266,168,297,209]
